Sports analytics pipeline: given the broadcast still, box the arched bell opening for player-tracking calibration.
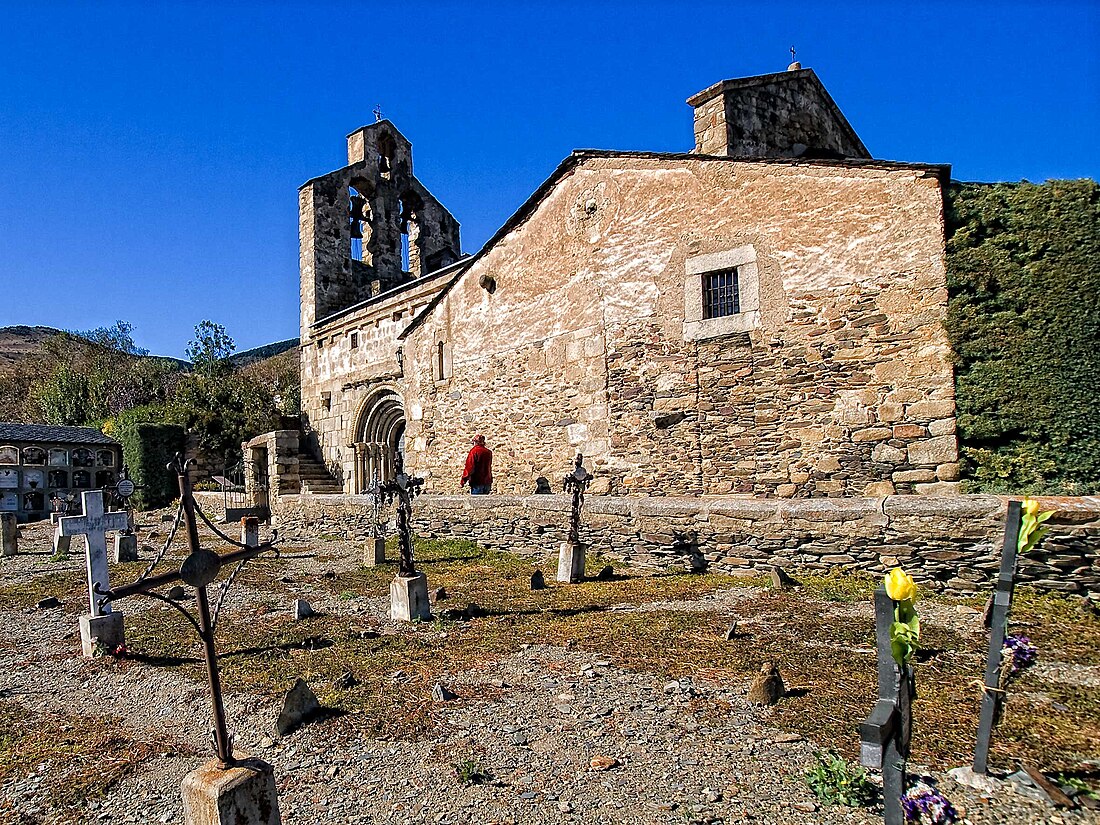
[350,389,406,492]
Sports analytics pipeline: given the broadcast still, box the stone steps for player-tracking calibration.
[297,454,342,494]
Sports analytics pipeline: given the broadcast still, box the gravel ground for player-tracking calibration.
[0,516,1096,825]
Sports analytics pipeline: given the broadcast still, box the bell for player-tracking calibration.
[350,220,363,240]
[350,195,369,222]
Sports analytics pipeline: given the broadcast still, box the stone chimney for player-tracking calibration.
[688,68,871,159]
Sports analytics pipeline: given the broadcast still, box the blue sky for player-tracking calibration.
[1,1,1097,358]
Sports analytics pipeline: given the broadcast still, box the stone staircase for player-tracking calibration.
[297,453,342,494]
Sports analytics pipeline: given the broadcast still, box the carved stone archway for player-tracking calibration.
[350,389,405,492]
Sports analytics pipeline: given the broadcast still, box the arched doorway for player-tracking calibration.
[351,389,405,492]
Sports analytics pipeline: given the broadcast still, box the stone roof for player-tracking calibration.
[0,422,119,446]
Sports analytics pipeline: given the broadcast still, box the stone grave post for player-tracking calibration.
[101,455,281,824]
[378,456,429,621]
[59,490,130,656]
[973,500,1024,775]
[51,513,72,558]
[859,585,915,825]
[557,453,592,583]
[111,472,139,562]
[241,516,260,548]
[1,512,17,557]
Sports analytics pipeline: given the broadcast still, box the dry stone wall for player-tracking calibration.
[268,493,1100,597]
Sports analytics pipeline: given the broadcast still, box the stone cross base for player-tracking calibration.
[181,754,281,825]
[557,541,586,583]
[364,537,386,567]
[79,612,124,658]
[390,573,431,622]
[1,513,17,557]
[241,517,260,548]
[113,534,138,563]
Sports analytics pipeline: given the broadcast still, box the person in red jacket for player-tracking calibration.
[461,434,493,494]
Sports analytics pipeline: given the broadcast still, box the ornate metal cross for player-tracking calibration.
[562,453,593,548]
[100,455,278,768]
[860,586,915,825]
[376,455,423,577]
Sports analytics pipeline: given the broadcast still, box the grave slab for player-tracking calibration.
[557,541,586,583]
[364,537,386,566]
[1,513,16,556]
[113,533,138,563]
[391,573,431,621]
[52,524,71,558]
[79,612,124,657]
[181,754,281,825]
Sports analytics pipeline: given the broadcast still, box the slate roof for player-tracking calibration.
[0,422,119,446]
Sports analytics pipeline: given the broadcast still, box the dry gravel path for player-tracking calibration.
[0,517,1095,825]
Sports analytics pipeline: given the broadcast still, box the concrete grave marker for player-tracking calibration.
[59,490,130,656]
[1,513,16,557]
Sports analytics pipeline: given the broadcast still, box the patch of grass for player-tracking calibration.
[800,572,877,604]
[0,569,86,610]
[0,699,168,815]
[453,759,492,785]
[805,750,877,807]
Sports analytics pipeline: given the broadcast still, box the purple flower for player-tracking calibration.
[902,785,959,824]
[1003,634,1038,673]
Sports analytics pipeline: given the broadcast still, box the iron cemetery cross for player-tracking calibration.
[973,500,1024,775]
[558,453,593,583]
[377,454,424,577]
[860,586,915,825]
[101,455,278,768]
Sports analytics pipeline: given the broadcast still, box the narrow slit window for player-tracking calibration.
[350,331,359,349]
[702,267,740,319]
[436,341,445,381]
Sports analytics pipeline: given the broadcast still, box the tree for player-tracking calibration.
[186,321,236,376]
[74,320,148,356]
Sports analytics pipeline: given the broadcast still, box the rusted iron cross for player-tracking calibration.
[860,586,914,825]
[377,455,423,577]
[100,456,276,768]
[563,453,593,548]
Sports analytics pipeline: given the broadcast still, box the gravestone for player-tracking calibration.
[113,532,139,563]
[377,457,429,621]
[557,454,592,583]
[181,756,280,825]
[859,586,914,825]
[363,475,387,566]
[1,513,16,556]
[241,516,259,548]
[51,513,72,558]
[59,490,129,656]
[973,500,1023,775]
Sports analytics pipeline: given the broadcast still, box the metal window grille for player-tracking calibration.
[702,268,740,319]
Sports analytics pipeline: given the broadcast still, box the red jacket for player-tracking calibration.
[461,444,493,487]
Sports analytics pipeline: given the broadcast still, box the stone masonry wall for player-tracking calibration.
[267,493,1100,598]
[402,155,955,499]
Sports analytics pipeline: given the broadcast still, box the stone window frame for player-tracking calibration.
[432,341,453,383]
[683,244,761,340]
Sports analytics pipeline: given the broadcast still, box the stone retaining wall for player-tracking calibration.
[265,493,1100,597]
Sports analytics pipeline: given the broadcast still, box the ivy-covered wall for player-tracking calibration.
[945,179,1100,494]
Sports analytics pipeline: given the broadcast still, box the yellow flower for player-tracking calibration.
[1023,498,1040,517]
[885,567,918,603]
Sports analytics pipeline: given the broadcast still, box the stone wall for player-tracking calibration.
[688,69,869,159]
[267,493,1100,597]
[402,154,956,499]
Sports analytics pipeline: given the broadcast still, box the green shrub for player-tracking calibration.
[805,750,877,807]
[946,180,1100,494]
[114,420,185,510]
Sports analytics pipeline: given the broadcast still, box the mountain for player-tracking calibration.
[228,338,299,367]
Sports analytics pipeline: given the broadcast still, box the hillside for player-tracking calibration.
[0,325,64,365]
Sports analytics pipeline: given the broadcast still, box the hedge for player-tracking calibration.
[115,420,186,510]
[945,179,1100,494]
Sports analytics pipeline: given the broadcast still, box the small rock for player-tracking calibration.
[511,731,529,746]
[293,599,315,619]
[769,566,797,589]
[530,571,546,590]
[431,587,447,602]
[663,680,680,694]
[773,732,803,743]
[167,585,186,600]
[327,765,339,778]
[322,570,336,579]
[258,737,274,748]
[465,603,487,619]
[276,678,321,736]
[723,622,738,640]
[747,662,785,705]
[557,802,573,813]
[596,565,614,581]
[791,801,817,812]
[35,597,60,610]
[334,671,358,690]
[432,683,458,702]
[947,766,1000,794]
[589,755,618,770]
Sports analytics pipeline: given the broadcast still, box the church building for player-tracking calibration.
[294,65,958,499]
